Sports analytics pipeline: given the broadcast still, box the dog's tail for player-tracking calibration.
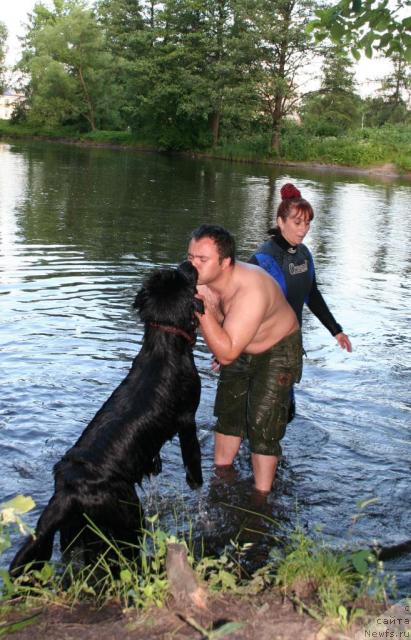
[9,494,70,578]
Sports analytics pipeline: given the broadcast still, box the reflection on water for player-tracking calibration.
[0,141,410,595]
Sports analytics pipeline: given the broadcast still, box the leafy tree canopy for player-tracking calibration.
[18,0,122,130]
[309,0,411,62]
[302,45,362,134]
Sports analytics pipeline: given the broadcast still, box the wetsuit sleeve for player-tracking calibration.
[307,275,343,336]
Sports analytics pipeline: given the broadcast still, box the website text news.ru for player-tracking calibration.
[364,633,409,639]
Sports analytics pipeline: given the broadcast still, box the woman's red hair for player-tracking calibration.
[277,183,314,222]
[267,183,314,235]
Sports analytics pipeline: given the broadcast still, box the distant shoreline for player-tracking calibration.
[187,151,410,180]
[1,132,410,181]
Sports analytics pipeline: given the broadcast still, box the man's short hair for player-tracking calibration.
[190,224,236,264]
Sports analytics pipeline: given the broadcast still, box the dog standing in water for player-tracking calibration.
[10,261,203,577]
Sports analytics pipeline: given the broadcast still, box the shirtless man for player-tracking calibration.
[188,224,303,493]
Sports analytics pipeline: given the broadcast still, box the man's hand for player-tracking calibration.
[195,285,223,322]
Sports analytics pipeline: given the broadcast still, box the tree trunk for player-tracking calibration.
[271,123,280,153]
[208,111,220,147]
[78,65,96,131]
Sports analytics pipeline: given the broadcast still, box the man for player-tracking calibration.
[188,224,303,494]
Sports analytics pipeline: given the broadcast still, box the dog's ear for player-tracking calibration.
[133,286,147,312]
[178,261,198,285]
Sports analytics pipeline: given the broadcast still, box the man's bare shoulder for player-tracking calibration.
[234,261,278,286]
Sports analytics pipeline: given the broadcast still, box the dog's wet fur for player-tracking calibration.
[10,261,203,577]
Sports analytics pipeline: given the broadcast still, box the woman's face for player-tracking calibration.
[278,208,311,246]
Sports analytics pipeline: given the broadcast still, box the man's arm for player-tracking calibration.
[197,289,267,365]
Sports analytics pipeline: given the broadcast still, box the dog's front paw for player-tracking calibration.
[185,467,203,490]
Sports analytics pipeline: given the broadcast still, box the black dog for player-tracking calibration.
[10,261,203,577]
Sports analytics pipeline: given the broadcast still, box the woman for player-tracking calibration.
[249,183,352,420]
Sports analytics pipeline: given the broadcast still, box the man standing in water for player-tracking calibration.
[188,224,302,493]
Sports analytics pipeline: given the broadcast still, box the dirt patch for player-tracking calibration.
[0,593,317,640]
[1,590,384,640]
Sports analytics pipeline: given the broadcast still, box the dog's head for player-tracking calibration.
[134,261,204,332]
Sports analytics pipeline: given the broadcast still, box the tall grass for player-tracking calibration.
[213,124,411,172]
[272,528,392,628]
[1,497,393,614]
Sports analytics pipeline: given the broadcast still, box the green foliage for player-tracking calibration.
[277,122,411,170]
[80,129,136,144]
[274,529,389,628]
[1,117,411,172]
[0,496,35,556]
[363,96,410,127]
[0,492,396,637]
[18,0,124,131]
[7,0,410,150]
[1,512,173,609]
[362,51,411,127]
[253,0,317,152]
[302,45,362,135]
[213,134,272,160]
[202,122,411,171]
[309,0,411,61]
[125,0,262,148]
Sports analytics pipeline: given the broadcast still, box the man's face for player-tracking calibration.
[188,237,228,285]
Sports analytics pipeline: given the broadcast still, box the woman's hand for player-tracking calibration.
[335,332,352,352]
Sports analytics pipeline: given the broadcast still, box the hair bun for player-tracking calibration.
[280,183,301,200]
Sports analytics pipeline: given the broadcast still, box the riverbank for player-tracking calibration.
[1,587,387,640]
[1,499,395,640]
[1,122,410,180]
[188,152,409,180]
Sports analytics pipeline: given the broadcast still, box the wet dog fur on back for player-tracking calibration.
[10,261,203,577]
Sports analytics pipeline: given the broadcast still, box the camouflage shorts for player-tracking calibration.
[214,330,303,457]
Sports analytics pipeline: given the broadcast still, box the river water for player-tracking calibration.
[0,141,410,595]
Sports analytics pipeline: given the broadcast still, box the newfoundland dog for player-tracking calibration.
[10,261,203,577]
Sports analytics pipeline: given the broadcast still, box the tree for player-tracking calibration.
[378,51,410,105]
[96,0,145,58]
[0,21,7,94]
[18,0,120,130]
[363,51,410,125]
[254,0,317,153]
[301,45,362,134]
[95,0,148,127]
[127,0,260,148]
[310,0,411,62]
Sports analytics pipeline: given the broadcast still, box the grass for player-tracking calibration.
[1,512,177,611]
[272,528,392,629]
[215,124,411,172]
[0,120,153,149]
[0,495,394,638]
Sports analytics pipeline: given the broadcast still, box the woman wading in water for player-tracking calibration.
[249,183,352,420]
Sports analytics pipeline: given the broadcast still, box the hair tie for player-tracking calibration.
[280,183,301,200]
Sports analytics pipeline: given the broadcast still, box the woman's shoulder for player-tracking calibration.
[254,237,278,256]
[299,243,314,260]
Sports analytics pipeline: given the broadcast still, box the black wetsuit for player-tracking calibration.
[249,231,343,422]
[249,231,342,335]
